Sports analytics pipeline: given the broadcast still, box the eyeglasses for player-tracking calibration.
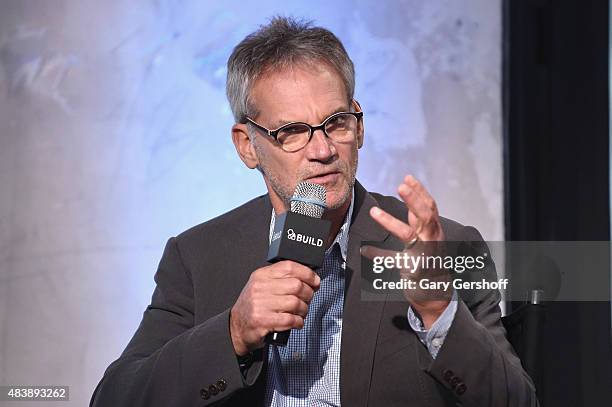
[245,110,364,152]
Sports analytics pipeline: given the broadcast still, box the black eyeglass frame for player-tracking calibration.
[245,110,364,151]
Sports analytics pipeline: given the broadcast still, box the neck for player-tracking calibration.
[321,195,351,248]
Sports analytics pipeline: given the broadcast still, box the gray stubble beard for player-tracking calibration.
[253,137,358,211]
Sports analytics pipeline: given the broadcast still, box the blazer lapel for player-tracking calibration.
[340,182,389,406]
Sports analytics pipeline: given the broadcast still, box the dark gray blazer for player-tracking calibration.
[90,181,538,406]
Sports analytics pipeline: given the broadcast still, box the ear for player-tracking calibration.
[352,99,364,149]
[232,123,259,169]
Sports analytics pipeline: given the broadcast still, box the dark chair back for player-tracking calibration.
[502,292,546,395]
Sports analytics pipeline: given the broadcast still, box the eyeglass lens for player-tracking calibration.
[277,113,358,152]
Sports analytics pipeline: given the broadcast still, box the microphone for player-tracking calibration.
[265,181,331,346]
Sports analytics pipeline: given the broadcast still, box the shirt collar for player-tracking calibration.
[269,187,355,262]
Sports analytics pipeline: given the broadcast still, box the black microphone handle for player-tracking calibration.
[264,258,318,346]
[264,212,330,346]
[265,328,292,346]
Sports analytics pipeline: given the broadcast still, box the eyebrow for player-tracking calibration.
[270,106,349,129]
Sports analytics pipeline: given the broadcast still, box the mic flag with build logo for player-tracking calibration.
[265,181,331,346]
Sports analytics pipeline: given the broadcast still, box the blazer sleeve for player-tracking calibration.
[424,226,539,406]
[89,237,264,407]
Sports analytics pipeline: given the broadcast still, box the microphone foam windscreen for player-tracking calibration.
[290,182,327,218]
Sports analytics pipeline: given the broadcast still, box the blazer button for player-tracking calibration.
[208,384,219,396]
[216,379,227,391]
[443,369,454,382]
[456,383,467,395]
[450,377,461,388]
[200,388,210,399]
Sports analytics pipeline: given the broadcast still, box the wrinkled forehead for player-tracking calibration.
[249,61,350,124]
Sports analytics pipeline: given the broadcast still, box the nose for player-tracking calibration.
[304,128,336,162]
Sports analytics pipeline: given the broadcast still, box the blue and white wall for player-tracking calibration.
[0,1,502,405]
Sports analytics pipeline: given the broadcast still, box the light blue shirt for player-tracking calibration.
[265,190,456,406]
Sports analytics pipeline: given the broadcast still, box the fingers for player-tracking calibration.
[254,262,319,319]
[367,175,444,245]
[398,184,430,225]
[268,260,321,290]
[369,206,418,243]
[404,175,436,205]
[272,277,316,303]
[248,309,305,334]
[269,295,309,317]
[360,244,399,260]
[398,177,437,221]
[271,313,305,331]
[231,262,322,353]
[397,175,442,240]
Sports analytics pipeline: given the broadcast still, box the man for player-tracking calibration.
[90,17,538,406]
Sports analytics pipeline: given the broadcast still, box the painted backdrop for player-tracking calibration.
[0,1,501,405]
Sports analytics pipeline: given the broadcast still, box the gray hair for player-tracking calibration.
[226,16,355,124]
